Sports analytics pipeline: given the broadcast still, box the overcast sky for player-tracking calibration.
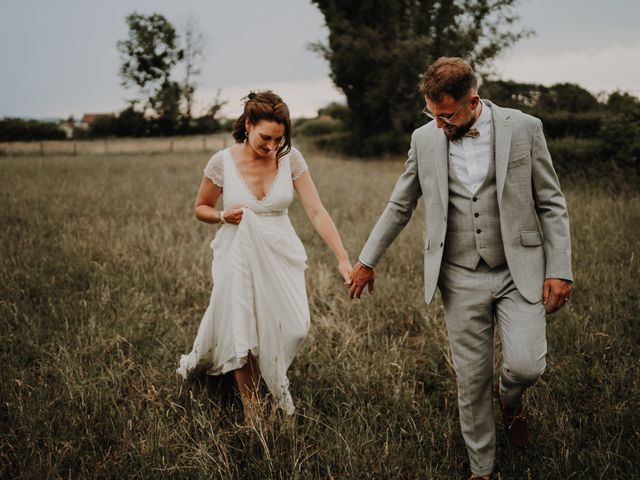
[1,0,638,119]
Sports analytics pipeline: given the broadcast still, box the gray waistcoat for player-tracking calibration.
[443,139,506,270]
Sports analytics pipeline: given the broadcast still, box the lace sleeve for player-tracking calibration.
[203,151,224,187]
[290,147,309,180]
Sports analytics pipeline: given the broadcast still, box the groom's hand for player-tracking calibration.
[348,261,375,299]
[543,278,573,314]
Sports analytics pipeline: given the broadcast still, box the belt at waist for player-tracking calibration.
[253,209,288,217]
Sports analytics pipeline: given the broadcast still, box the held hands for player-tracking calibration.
[348,261,375,299]
[338,260,353,286]
[221,207,246,225]
[543,278,573,314]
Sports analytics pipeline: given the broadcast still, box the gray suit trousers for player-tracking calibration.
[438,260,547,476]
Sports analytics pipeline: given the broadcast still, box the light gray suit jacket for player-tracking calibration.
[359,100,572,304]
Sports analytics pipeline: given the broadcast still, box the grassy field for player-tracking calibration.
[0,133,229,156]
[1,146,639,479]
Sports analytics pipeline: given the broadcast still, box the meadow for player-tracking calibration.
[1,144,638,479]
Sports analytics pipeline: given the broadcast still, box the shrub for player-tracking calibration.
[537,111,602,139]
[317,102,350,123]
[599,92,640,172]
[296,117,345,137]
[89,115,118,137]
[0,118,66,141]
[308,132,352,152]
[547,137,605,174]
[350,131,412,157]
[114,108,150,137]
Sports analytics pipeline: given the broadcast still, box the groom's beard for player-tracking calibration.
[443,119,474,141]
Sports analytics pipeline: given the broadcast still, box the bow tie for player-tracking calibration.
[464,128,480,139]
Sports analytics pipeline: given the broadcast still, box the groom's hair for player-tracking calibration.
[419,57,477,102]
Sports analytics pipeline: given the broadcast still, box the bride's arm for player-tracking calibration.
[194,175,224,223]
[194,176,244,225]
[294,171,352,283]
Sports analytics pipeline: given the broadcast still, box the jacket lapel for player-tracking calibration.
[491,101,512,203]
[430,127,449,209]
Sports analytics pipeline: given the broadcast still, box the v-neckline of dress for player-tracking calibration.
[227,148,284,204]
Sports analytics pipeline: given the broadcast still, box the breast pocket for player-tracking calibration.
[508,154,530,170]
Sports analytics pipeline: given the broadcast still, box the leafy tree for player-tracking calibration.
[181,90,227,135]
[311,0,531,155]
[150,80,182,135]
[117,13,184,130]
[114,104,150,137]
[180,16,206,123]
[600,91,640,171]
[536,83,599,113]
[480,79,543,110]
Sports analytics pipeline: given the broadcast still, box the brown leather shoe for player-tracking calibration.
[496,385,529,447]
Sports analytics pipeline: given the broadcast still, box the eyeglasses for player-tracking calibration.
[422,98,471,125]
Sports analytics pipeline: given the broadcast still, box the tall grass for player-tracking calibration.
[1,148,638,479]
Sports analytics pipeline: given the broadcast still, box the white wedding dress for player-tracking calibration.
[177,146,310,414]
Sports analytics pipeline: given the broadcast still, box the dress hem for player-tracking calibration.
[176,349,258,379]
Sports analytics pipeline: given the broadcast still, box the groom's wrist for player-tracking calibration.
[358,259,375,269]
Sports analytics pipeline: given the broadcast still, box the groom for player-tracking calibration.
[349,57,572,479]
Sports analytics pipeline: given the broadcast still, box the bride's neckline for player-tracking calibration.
[226,147,284,204]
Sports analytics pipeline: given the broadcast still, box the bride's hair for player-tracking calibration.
[232,90,292,159]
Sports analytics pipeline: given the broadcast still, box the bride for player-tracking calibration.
[177,91,352,419]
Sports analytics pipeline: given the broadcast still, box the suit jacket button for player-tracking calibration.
[474,213,479,217]
[440,242,444,247]
[473,197,478,202]
[476,229,481,234]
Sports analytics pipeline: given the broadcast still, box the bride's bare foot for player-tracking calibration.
[235,354,261,426]
[241,397,260,426]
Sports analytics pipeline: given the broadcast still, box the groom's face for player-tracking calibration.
[424,93,480,141]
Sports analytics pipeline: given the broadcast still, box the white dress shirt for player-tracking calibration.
[448,101,492,194]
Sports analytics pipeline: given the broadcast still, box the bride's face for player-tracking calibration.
[246,120,285,158]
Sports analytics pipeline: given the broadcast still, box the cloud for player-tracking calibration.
[494,42,640,94]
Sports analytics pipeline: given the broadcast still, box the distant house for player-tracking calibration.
[58,121,75,139]
[79,113,115,130]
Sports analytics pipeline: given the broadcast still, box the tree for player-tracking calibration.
[150,80,182,135]
[180,15,206,123]
[311,0,531,155]
[479,79,543,110]
[190,89,227,134]
[114,104,150,137]
[117,13,184,124]
[600,91,640,171]
[536,83,599,113]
